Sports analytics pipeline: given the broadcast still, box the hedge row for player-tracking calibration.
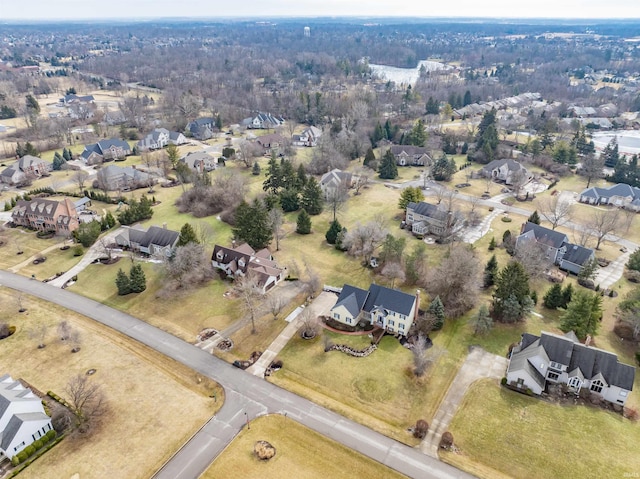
[9,431,61,476]
[47,391,72,410]
[10,430,56,465]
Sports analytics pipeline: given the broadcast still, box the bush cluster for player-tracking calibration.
[10,429,55,465]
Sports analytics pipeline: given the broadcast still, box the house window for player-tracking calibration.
[333,313,340,320]
[216,251,224,261]
[346,318,351,324]
[550,361,563,370]
[547,371,559,381]
[620,390,628,397]
[399,323,405,330]
[388,320,395,326]
[516,378,524,388]
[568,377,582,390]
[591,380,603,394]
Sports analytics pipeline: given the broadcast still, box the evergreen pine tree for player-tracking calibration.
[543,283,563,309]
[296,209,312,235]
[428,296,445,330]
[363,147,376,167]
[488,237,497,251]
[252,161,261,176]
[296,163,307,189]
[560,290,602,340]
[128,264,146,293]
[473,304,493,335]
[492,261,531,323]
[63,147,72,162]
[483,254,499,288]
[177,223,199,247]
[528,210,541,225]
[627,248,640,272]
[279,188,300,212]
[233,199,273,250]
[300,177,323,215]
[378,150,398,179]
[561,283,573,309]
[115,268,131,295]
[325,220,342,245]
[52,152,64,171]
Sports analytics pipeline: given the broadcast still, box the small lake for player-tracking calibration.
[369,60,451,85]
[592,130,640,155]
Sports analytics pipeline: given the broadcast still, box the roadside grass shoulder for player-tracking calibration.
[202,414,406,479]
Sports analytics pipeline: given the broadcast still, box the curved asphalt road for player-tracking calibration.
[0,271,473,479]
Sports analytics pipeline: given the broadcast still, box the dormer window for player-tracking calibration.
[216,251,224,261]
[238,258,245,268]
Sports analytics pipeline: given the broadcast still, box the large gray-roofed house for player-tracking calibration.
[389,145,431,166]
[330,283,418,337]
[137,128,187,150]
[405,201,462,239]
[80,139,132,164]
[180,151,217,173]
[186,118,216,140]
[579,183,640,211]
[0,155,52,186]
[211,243,285,294]
[507,331,635,405]
[480,158,532,185]
[115,225,180,257]
[96,164,151,191]
[515,222,595,275]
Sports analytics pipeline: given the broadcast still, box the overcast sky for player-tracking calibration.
[1,0,640,21]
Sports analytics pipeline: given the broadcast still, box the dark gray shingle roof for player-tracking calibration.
[521,222,568,249]
[363,284,415,317]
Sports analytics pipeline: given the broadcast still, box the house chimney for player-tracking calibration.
[415,289,420,323]
[163,222,167,229]
[585,334,592,347]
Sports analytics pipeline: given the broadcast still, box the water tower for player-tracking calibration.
[304,26,310,38]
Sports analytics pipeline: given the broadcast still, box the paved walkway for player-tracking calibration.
[460,207,504,244]
[420,347,508,458]
[8,240,68,273]
[247,291,336,376]
[594,244,631,290]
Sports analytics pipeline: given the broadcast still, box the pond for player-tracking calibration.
[369,60,451,85]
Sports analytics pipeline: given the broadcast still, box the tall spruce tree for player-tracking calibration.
[543,283,563,309]
[115,269,131,295]
[560,290,602,340]
[528,210,541,225]
[233,199,273,250]
[492,261,532,323]
[378,150,398,179]
[325,220,342,245]
[296,209,312,234]
[129,264,146,293]
[177,223,199,247]
[428,296,445,330]
[363,147,376,167]
[300,177,323,215]
[484,255,499,288]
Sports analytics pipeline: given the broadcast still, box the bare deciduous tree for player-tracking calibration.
[72,170,89,192]
[69,328,82,353]
[381,262,405,288]
[342,217,389,264]
[267,208,284,251]
[423,245,480,318]
[412,334,443,377]
[29,324,48,349]
[299,308,318,339]
[352,167,370,195]
[162,243,214,294]
[588,208,620,250]
[268,295,286,320]
[58,321,71,341]
[514,239,553,280]
[65,374,108,434]
[325,183,348,221]
[539,195,573,230]
[578,153,605,188]
[234,274,264,334]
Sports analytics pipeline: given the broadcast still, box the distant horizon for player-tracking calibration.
[2,0,640,22]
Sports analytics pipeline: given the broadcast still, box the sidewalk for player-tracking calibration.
[8,240,68,273]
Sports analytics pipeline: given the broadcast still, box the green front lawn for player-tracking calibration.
[443,380,640,479]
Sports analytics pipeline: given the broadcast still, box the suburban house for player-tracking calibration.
[292,126,322,147]
[73,196,92,212]
[515,222,595,275]
[115,225,180,257]
[329,284,418,337]
[80,139,132,165]
[480,158,532,185]
[506,331,635,406]
[0,374,53,459]
[59,93,95,105]
[0,155,52,186]
[389,145,431,167]
[180,151,217,173]
[96,165,151,191]
[186,118,216,140]
[255,133,286,156]
[11,198,79,235]
[137,128,187,151]
[579,183,640,211]
[320,169,353,198]
[241,112,285,130]
[405,201,463,239]
[211,243,285,294]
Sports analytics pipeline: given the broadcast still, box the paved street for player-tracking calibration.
[0,271,475,479]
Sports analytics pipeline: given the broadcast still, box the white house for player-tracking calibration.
[579,183,640,211]
[0,374,53,459]
[180,151,217,173]
[137,128,187,151]
[330,284,418,337]
[507,331,635,406]
[292,126,322,147]
[320,169,352,199]
[0,156,52,186]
